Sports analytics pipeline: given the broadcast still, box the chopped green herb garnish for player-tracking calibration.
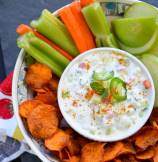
[101,89,108,99]
[106,128,112,135]
[92,71,114,81]
[62,90,70,99]
[110,77,127,102]
[90,130,95,135]
[90,82,105,95]
[139,111,144,117]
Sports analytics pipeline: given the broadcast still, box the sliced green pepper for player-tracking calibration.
[82,2,118,47]
[17,32,64,77]
[30,9,79,56]
[92,71,114,81]
[90,82,108,98]
[110,77,127,102]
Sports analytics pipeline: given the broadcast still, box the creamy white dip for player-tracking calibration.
[59,49,154,140]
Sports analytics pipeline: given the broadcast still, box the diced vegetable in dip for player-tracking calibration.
[59,50,153,138]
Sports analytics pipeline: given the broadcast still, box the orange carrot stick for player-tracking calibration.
[59,7,87,53]
[16,24,73,61]
[16,24,32,35]
[59,2,95,53]
[70,2,95,49]
[80,0,94,7]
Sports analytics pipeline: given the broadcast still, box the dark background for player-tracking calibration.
[0,0,157,161]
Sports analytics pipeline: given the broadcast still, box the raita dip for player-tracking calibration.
[58,48,155,141]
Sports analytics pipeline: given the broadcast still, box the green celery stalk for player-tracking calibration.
[42,9,68,34]
[30,9,79,56]
[17,33,64,77]
[82,2,118,47]
[28,32,70,68]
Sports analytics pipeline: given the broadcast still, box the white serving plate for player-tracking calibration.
[12,0,142,162]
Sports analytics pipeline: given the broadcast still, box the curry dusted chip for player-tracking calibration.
[27,104,58,139]
[134,126,158,150]
[35,91,57,106]
[104,142,123,161]
[25,63,52,89]
[45,129,70,151]
[19,99,43,118]
[153,144,158,162]
[136,147,154,160]
[67,138,81,156]
[80,142,105,162]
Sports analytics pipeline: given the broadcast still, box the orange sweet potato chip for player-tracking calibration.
[80,142,105,162]
[134,126,158,150]
[27,104,58,139]
[52,148,70,160]
[35,91,57,106]
[45,129,70,151]
[136,147,154,160]
[104,142,124,161]
[64,156,80,162]
[150,108,158,124]
[119,142,136,155]
[153,143,158,162]
[114,158,122,162]
[48,77,59,92]
[67,138,81,156]
[32,86,50,93]
[121,155,139,162]
[104,141,135,161]
[19,99,43,118]
[77,136,90,148]
[65,128,75,137]
[25,63,52,89]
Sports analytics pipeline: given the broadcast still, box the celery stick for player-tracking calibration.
[28,33,70,68]
[42,9,68,34]
[31,9,79,56]
[17,34,64,77]
[82,2,118,47]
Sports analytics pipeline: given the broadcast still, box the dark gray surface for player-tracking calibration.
[0,0,72,74]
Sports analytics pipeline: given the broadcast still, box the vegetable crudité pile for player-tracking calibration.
[17,0,158,161]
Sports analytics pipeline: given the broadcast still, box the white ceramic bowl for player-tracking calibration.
[12,0,151,161]
[58,47,155,142]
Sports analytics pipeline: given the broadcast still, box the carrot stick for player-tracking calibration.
[16,24,32,35]
[70,2,95,49]
[59,2,95,53]
[80,0,94,7]
[34,32,73,61]
[16,24,73,61]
